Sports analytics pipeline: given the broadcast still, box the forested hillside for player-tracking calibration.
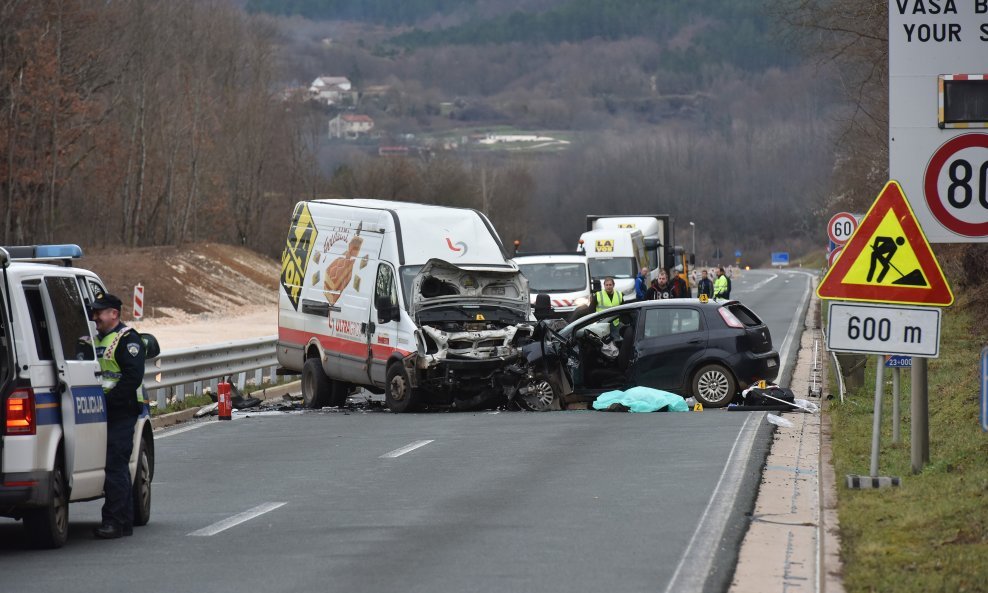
[0,0,875,266]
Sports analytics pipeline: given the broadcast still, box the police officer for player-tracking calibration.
[90,294,146,539]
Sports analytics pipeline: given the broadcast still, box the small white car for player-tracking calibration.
[0,245,153,548]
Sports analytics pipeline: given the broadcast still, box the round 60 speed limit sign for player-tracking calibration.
[827,212,857,245]
[924,133,988,238]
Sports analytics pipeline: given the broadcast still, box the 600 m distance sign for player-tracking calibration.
[924,133,988,238]
[827,302,941,358]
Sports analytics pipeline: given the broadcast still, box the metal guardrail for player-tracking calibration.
[143,335,297,409]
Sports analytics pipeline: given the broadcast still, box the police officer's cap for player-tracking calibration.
[91,293,123,311]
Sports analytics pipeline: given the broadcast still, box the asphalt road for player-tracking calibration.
[0,269,812,593]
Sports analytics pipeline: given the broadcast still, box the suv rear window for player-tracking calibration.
[726,303,763,327]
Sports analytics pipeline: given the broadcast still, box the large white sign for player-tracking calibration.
[827,302,941,357]
[889,2,988,243]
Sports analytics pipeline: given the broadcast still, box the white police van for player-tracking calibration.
[0,245,153,548]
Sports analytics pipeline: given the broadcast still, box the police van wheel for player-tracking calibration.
[692,364,736,408]
[132,437,152,527]
[385,363,420,413]
[25,450,69,549]
[302,358,332,408]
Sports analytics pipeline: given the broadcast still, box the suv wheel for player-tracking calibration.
[25,450,69,549]
[692,364,737,408]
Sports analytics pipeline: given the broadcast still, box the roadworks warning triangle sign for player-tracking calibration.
[817,181,953,306]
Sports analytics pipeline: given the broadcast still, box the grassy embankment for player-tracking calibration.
[830,306,988,592]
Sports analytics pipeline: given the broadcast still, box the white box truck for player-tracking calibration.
[585,215,679,274]
[576,228,648,301]
[277,199,535,412]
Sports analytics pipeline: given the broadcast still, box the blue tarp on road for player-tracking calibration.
[592,387,690,413]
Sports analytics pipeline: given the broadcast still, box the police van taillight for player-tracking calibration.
[4,389,36,435]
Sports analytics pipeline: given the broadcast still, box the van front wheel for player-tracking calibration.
[386,363,420,413]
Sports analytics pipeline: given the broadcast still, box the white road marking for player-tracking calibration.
[188,502,286,537]
[748,273,778,292]
[155,422,211,439]
[776,271,813,382]
[380,440,434,458]
[662,413,762,593]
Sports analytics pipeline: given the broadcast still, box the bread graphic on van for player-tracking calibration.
[323,234,363,305]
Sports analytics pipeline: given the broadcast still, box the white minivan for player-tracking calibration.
[277,199,534,412]
[512,253,594,319]
[0,245,154,548]
[577,228,649,301]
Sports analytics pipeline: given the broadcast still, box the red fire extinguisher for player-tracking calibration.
[217,382,232,421]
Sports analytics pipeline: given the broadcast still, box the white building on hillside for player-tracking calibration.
[309,76,355,105]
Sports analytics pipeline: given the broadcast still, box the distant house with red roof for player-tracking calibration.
[329,114,375,139]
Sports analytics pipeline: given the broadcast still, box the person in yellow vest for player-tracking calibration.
[713,267,730,300]
[591,276,624,312]
[90,293,147,540]
[589,277,625,339]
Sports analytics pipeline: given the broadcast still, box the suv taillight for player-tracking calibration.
[718,307,745,329]
[5,388,36,435]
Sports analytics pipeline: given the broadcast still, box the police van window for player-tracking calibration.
[375,264,398,308]
[44,276,96,362]
[23,283,54,361]
[81,277,106,305]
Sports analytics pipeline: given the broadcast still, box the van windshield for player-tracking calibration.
[399,265,423,309]
[517,263,587,293]
[588,257,636,280]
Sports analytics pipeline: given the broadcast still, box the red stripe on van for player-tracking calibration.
[279,327,413,360]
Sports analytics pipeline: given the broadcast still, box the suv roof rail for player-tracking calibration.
[0,244,84,267]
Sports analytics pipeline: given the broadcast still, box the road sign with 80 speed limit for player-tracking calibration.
[924,133,988,238]
[827,212,857,245]
[827,302,940,357]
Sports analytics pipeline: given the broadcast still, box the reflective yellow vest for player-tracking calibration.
[596,290,623,326]
[95,328,144,404]
[714,275,729,300]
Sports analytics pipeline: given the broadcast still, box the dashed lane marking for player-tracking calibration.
[188,502,287,537]
[380,440,434,458]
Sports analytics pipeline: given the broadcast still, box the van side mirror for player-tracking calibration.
[591,279,601,292]
[689,254,695,265]
[375,296,400,323]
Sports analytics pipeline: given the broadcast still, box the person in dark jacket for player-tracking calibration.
[697,269,714,299]
[647,271,674,299]
[670,265,689,299]
[634,266,649,301]
[90,294,146,539]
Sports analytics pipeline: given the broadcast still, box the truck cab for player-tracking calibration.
[577,229,648,302]
[0,245,153,548]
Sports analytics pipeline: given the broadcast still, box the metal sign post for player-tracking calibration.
[870,355,886,477]
[980,346,988,433]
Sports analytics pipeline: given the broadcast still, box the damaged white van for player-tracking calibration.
[277,199,534,412]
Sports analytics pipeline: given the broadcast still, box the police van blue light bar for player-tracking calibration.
[34,244,84,258]
[1,244,84,263]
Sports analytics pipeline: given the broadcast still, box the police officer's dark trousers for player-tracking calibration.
[102,416,137,528]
